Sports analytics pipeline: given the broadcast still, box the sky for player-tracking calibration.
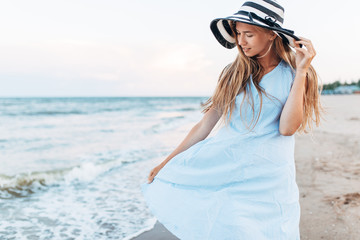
[0,0,359,97]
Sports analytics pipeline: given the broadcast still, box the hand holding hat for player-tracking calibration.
[293,37,317,72]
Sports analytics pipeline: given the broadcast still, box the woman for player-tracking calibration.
[141,0,322,239]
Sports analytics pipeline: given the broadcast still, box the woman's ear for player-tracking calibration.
[269,32,277,41]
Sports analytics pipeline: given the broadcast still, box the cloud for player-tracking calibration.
[147,43,213,73]
[0,39,221,96]
[0,40,133,80]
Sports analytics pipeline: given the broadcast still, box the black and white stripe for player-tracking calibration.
[210,0,300,49]
[243,0,284,23]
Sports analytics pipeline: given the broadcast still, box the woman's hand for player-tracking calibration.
[147,164,164,183]
[293,37,316,72]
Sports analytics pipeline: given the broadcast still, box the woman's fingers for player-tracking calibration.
[147,165,163,183]
[294,47,309,59]
[297,36,310,42]
[292,39,301,48]
[148,175,153,183]
[148,171,154,181]
[295,38,316,56]
[293,37,316,70]
[295,43,316,59]
[295,40,314,50]
[295,47,309,57]
[148,168,157,183]
[297,36,312,45]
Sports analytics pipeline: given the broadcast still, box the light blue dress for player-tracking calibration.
[141,59,300,240]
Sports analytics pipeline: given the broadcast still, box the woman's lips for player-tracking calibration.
[242,48,250,52]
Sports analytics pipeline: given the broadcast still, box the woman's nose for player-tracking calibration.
[238,35,246,46]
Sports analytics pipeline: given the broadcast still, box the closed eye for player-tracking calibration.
[236,32,253,37]
[236,31,253,37]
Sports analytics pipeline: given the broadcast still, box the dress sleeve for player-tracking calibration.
[280,66,296,104]
[288,68,296,92]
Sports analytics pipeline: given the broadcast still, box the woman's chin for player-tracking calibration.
[243,52,255,57]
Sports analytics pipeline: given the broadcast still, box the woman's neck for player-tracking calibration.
[256,48,281,74]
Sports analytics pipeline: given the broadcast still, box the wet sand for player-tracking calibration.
[133,95,360,240]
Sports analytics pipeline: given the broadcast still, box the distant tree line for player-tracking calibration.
[322,79,360,90]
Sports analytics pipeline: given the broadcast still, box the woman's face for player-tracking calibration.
[235,22,275,57]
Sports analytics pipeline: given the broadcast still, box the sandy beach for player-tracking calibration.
[133,94,360,240]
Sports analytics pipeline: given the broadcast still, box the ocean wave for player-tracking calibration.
[161,115,185,121]
[177,107,198,111]
[0,169,66,199]
[0,161,123,199]
[0,107,135,117]
[4,110,85,116]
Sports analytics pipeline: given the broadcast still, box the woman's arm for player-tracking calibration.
[147,106,221,183]
[279,70,307,136]
[279,37,316,136]
[160,106,222,167]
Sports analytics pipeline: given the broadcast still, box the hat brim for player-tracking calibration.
[210,17,301,49]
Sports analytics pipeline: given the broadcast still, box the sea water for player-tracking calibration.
[0,97,207,239]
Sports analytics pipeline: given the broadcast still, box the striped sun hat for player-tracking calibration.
[210,0,300,49]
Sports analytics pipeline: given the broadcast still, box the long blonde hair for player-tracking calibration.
[201,21,322,133]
